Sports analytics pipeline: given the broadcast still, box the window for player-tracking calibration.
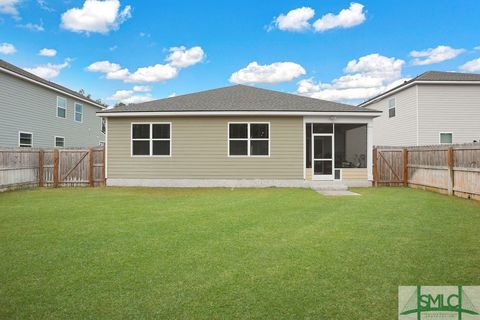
[440,132,453,144]
[55,136,65,148]
[131,123,171,156]
[334,124,367,168]
[228,122,269,157]
[57,97,66,118]
[19,132,32,147]
[388,98,396,118]
[101,118,106,134]
[74,103,83,123]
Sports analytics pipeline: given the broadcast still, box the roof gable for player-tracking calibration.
[359,70,480,107]
[0,59,104,108]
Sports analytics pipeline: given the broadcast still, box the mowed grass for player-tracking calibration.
[0,187,479,319]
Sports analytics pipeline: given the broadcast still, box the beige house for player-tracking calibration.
[359,71,480,146]
[97,85,380,188]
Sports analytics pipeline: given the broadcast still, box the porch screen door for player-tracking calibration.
[312,134,333,180]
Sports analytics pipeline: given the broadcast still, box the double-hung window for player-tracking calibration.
[19,132,33,147]
[55,136,65,148]
[229,122,269,157]
[74,103,83,123]
[388,98,396,118]
[57,97,66,118]
[131,123,171,156]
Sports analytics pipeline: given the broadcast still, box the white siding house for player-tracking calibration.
[0,59,105,148]
[360,71,480,146]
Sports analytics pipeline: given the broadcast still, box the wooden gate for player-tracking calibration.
[40,148,105,187]
[373,148,407,186]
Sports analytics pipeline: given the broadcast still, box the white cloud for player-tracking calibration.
[24,61,70,79]
[86,46,203,83]
[410,45,465,66]
[273,7,315,32]
[18,21,45,31]
[107,88,153,104]
[230,61,306,84]
[474,46,480,51]
[133,85,151,92]
[0,0,20,18]
[312,3,366,32]
[61,0,132,34]
[165,46,205,68]
[86,60,121,73]
[0,42,16,54]
[168,92,176,98]
[459,58,480,72]
[39,48,57,57]
[37,0,54,12]
[296,53,407,103]
[127,64,178,83]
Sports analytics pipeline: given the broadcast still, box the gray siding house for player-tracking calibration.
[0,59,105,148]
[98,85,380,188]
[359,71,480,146]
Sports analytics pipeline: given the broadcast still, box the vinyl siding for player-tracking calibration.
[342,168,367,180]
[368,85,418,146]
[417,84,480,145]
[0,72,104,148]
[107,116,304,179]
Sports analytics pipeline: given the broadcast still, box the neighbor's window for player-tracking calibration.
[55,136,65,148]
[440,132,453,144]
[101,118,106,133]
[229,123,269,156]
[57,96,66,118]
[74,103,83,123]
[388,98,396,118]
[132,123,171,156]
[19,132,32,147]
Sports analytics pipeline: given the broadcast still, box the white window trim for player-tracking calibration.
[56,96,67,119]
[228,122,270,158]
[74,102,83,123]
[18,131,33,147]
[130,122,172,157]
[54,136,65,148]
[439,132,453,144]
[388,98,396,118]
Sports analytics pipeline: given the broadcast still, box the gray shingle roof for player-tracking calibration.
[101,84,378,113]
[416,71,480,81]
[0,59,104,108]
[359,70,480,107]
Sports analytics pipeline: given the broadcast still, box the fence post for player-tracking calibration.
[403,148,408,187]
[447,147,454,196]
[373,148,378,187]
[89,148,94,187]
[38,150,44,187]
[53,149,59,188]
[102,147,106,186]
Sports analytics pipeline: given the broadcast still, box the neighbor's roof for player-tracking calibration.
[359,71,480,107]
[99,84,379,115]
[0,59,104,108]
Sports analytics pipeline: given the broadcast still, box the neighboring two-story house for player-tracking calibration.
[0,59,105,148]
[359,71,480,146]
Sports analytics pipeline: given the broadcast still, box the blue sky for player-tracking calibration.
[1,0,480,105]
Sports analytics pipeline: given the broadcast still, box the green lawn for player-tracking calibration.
[0,187,479,319]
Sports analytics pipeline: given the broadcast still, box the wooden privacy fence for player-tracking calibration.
[373,143,480,200]
[0,147,105,190]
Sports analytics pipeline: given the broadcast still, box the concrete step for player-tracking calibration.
[308,181,349,191]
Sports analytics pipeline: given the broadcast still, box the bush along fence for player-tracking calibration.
[373,143,480,200]
[0,147,105,191]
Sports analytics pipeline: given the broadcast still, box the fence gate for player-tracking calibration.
[40,148,105,187]
[0,147,105,190]
[373,148,406,186]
